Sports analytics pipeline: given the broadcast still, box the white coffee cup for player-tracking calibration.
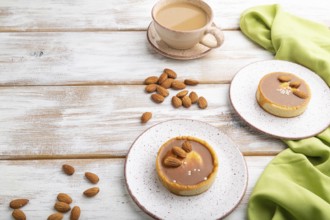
[152,0,224,50]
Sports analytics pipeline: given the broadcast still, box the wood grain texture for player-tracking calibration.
[0,0,328,31]
[0,85,285,159]
[0,156,273,219]
[0,31,272,86]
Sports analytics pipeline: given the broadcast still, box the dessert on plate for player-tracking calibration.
[256,72,311,117]
[156,136,218,196]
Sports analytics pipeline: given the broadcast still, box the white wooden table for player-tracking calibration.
[0,0,329,219]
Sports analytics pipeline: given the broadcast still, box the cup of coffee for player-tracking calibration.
[151,0,224,50]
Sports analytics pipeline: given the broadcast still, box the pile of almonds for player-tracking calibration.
[277,75,308,99]
[10,199,29,220]
[141,68,208,123]
[164,141,192,168]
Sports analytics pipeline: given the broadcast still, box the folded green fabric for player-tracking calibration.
[239,4,330,220]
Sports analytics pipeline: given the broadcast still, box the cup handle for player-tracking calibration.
[200,26,224,48]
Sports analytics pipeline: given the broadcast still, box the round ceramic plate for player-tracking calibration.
[147,22,213,60]
[125,119,247,220]
[230,60,330,139]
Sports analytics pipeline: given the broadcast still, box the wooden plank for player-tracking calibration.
[0,31,272,86]
[0,85,285,159]
[0,0,328,31]
[0,156,273,219]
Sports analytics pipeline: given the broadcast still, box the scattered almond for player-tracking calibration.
[198,96,208,109]
[182,141,192,153]
[171,80,186,90]
[57,193,72,204]
[293,90,308,99]
[171,96,182,108]
[47,213,64,220]
[182,96,192,108]
[278,75,291,82]
[70,206,81,220]
[9,199,29,209]
[176,90,188,98]
[84,187,100,197]
[158,72,168,85]
[12,209,26,220]
[289,81,301,88]
[62,164,75,175]
[141,112,152,123]
[164,68,177,79]
[85,172,100,184]
[184,79,199,86]
[151,94,165,103]
[172,146,187,158]
[189,92,198,104]
[160,78,174,89]
[54,201,71,213]
[163,156,182,167]
[144,76,159,85]
[156,85,169,97]
[145,84,157,93]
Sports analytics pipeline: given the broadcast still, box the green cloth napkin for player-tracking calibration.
[239,4,330,220]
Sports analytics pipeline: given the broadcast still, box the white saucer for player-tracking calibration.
[125,119,247,220]
[230,60,330,139]
[147,22,213,60]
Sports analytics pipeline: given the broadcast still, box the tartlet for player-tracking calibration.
[256,72,311,118]
[156,136,218,196]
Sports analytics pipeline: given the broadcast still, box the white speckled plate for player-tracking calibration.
[125,119,247,220]
[230,60,330,139]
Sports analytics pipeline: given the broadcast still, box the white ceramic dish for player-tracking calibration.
[125,119,247,220]
[230,60,330,139]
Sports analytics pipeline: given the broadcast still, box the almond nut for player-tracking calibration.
[184,79,199,86]
[176,90,188,98]
[171,96,182,108]
[158,73,168,85]
[151,94,165,103]
[144,76,158,85]
[278,75,292,82]
[198,96,208,109]
[85,172,100,184]
[293,90,308,99]
[84,187,100,197]
[289,81,301,88]
[70,206,81,220]
[164,68,177,79]
[182,141,192,153]
[145,84,157,93]
[57,193,72,204]
[182,96,192,108]
[9,199,29,209]
[62,164,75,175]
[160,78,174,89]
[171,80,186,90]
[156,85,169,97]
[54,201,71,213]
[172,146,187,158]
[163,156,182,167]
[47,213,64,220]
[141,112,152,123]
[12,209,26,220]
[189,92,198,104]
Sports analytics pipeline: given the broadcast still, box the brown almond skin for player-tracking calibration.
[141,112,152,123]
[184,79,199,86]
[189,91,199,104]
[163,156,182,167]
[62,164,75,175]
[144,76,159,85]
[85,172,100,184]
[151,94,165,103]
[57,193,72,204]
[145,84,157,93]
[176,90,188,98]
[171,96,182,108]
[172,146,187,158]
[9,199,29,209]
[84,187,100,197]
[160,78,174,89]
[182,141,192,153]
[48,213,64,220]
[198,96,208,109]
[156,85,169,97]
[70,206,81,220]
[293,90,308,99]
[171,80,186,90]
[278,75,291,82]
[158,73,168,85]
[54,201,71,213]
[164,68,177,79]
[289,81,301,88]
[182,96,192,108]
[12,209,26,220]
